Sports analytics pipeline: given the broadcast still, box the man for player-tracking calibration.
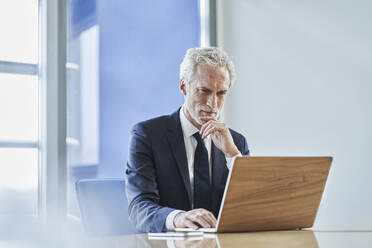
[125,47,249,233]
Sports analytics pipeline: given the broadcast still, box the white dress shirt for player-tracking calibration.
[165,106,240,231]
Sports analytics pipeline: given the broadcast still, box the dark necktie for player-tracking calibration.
[193,132,212,210]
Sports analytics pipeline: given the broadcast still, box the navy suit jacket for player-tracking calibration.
[125,108,249,233]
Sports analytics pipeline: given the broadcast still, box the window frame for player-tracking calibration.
[38,0,68,224]
[0,61,38,75]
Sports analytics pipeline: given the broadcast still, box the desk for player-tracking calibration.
[87,230,372,248]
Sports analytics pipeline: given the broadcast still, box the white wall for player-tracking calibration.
[218,0,372,230]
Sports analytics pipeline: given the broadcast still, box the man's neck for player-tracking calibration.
[182,106,201,130]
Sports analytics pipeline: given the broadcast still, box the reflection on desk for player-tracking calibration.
[87,230,372,248]
[89,230,319,248]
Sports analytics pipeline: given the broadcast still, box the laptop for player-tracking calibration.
[176,156,332,233]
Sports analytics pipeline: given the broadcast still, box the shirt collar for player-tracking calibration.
[180,105,199,138]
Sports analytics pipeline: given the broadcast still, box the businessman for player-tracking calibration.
[125,47,249,233]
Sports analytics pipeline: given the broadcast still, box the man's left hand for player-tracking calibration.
[199,117,240,157]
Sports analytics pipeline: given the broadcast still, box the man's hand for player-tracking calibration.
[173,208,217,229]
[199,117,240,157]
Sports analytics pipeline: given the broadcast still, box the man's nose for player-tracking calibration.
[207,94,217,109]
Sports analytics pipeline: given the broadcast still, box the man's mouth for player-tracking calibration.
[200,110,217,116]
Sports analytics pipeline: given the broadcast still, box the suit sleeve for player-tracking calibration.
[231,129,250,156]
[125,123,175,233]
[241,136,250,156]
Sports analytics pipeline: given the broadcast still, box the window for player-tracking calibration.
[1,0,203,232]
[0,0,39,215]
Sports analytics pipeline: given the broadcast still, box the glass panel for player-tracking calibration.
[0,73,38,142]
[67,1,200,235]
[0,0,38,64]
[0,148,38,215]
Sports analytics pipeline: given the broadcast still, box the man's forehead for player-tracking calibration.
[194,64,230,89]
[195,63,228,74]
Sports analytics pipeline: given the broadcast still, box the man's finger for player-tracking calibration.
[184,219,199,230]
[191,209,216,227]
[206,212,217,226]
[200,116,216,122]
[199,120,214,134]
[202,126,217,138]
[208,212,217,222]
[197,212,215,228]
[199,213,216,227]
[199,210,217,227]
[200,122,214,137]
[192,212,211,228]
[187,213,211,228]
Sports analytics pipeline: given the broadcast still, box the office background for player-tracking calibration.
[219,0,372,230]
[0,0,370,237]
[65,0,372,231]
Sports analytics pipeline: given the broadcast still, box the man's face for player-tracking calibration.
[180,64,231,128]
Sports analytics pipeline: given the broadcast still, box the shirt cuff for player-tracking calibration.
[226,152,242,170]
[165,210,185,231]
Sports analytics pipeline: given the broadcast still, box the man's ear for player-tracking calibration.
[179,79,187,96]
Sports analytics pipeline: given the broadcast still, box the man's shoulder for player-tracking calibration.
[132,115,170,131]
[228,127,248,152]
[228,128,245,140]
[131,109,179,134]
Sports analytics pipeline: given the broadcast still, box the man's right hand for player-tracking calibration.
[173,208,217,229]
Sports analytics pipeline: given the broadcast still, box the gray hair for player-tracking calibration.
[180,47,236,86]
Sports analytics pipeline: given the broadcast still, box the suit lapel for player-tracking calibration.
[166,109,192,207]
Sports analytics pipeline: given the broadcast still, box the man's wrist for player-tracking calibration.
[226,152,242,170]
[173,211,184,228]
[165,210,185,231]
[225,146,240,158]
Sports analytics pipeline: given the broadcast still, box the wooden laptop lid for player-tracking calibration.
[217,157,332,232]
